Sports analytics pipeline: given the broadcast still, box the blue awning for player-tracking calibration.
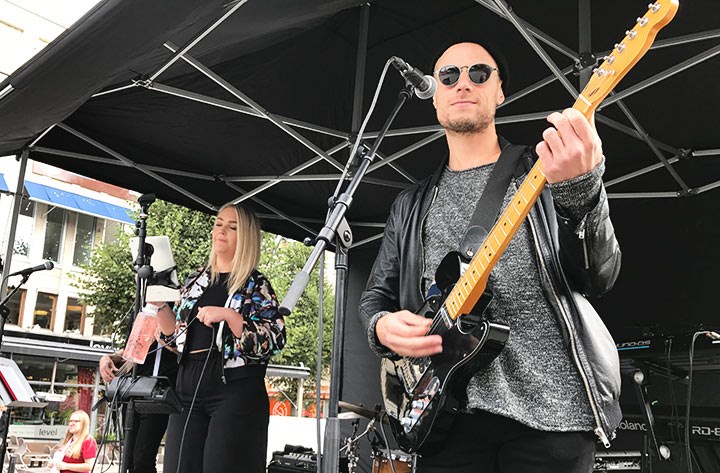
[0,173,9,192]
[24,181,135,224]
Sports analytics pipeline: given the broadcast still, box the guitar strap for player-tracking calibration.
[458,143,530,261]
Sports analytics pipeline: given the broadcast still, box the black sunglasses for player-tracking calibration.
[435,64,498,86]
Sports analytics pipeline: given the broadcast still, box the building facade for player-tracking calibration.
[1,155,135,439]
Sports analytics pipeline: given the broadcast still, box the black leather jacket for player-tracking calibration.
[359,147,623,446]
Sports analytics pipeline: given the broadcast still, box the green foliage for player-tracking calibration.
[73,200,214,337]
[259,234,334,387]
[74,229,134,337]
[75,202,335,390]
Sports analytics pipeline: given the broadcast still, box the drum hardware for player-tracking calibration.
[337,401,416,473]
[338,401,390,424]
[340,416,385,473]
[340,418,362,473]
[371,448,417,473]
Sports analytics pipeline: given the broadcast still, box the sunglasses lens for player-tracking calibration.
[468,64,494,84]
[438,66,460,86]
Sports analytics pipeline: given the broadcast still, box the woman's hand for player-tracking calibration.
[196,306,234,327]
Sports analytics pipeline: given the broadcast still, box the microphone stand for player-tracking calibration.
[0,274,29,468]
[119,193,155,473]
[0,274,29,354]
[280,84,415,473]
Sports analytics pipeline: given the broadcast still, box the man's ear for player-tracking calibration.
[497,84,505,106]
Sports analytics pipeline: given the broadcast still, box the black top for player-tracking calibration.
[135,341,178,381]
[186,273,230,352]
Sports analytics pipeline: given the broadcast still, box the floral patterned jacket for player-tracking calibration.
[166,267,286,371]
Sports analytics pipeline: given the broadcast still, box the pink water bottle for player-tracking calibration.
[122,304,159,364]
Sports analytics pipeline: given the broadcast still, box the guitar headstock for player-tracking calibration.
[576,0,679,118]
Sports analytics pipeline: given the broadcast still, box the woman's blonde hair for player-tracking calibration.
[208,203,261,294]
[59,410,91,459]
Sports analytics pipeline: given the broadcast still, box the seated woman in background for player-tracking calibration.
[49,410,97,473]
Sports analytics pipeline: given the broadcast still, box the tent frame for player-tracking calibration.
[17,0,720,248]
[2,0,720,469]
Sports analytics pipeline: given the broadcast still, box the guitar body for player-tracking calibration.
[380,253,510,452]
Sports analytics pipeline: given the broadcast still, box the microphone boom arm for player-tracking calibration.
[279,81,414,473]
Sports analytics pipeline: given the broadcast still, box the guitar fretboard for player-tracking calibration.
[444,163,546,319]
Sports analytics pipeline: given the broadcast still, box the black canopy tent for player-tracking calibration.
[0,0,717,329]
[1,0,719,464]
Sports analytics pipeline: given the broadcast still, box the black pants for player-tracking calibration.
[418,410,596,473]
[126,412,170,473]
[163,352,269,473]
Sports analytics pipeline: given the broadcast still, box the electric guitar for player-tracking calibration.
[380,0,679,452]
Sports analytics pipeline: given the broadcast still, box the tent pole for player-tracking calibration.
[652,28,720,50]
[595,115,678,155]
[601,43,720,109]
[54,123,217,210]
[224,181,317,235]
[489,0,578,99]
[148,0,249,82]
[605,157,681,189]
[578,0,592,88]
[351,5,370,133]
[148,82,348,138]
[614,100,690,193]
[367,131,445,172]
[163,42,346,172]
[696,180,720,195]
[475,0,578,60]
[0,149,30,300]
[693,149,720,157]
[323,6,371,473]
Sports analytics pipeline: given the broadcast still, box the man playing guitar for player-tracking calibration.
[359,39,622,473]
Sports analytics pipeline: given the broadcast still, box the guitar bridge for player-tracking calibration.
[399,356,431,393]
[400,376,441,433]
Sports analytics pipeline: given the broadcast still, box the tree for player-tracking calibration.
[74,200,214,336]
[76,201,335,383]
[259,233,334,382]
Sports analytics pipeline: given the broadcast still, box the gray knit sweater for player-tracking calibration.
[421,161,603,432]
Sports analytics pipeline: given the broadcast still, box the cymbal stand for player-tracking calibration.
[340,418,376,473]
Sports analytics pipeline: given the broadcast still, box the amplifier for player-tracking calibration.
[593,451,642,471]
[268,452,318,472]
[107,376,181,415]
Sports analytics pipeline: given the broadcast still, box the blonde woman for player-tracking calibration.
[49,410,97,473]
[155,203,286,473]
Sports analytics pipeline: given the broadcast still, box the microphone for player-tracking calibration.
[7,261,54,277]
[390,56,437,100]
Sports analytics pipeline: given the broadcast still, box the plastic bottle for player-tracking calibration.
[122,304,159,364]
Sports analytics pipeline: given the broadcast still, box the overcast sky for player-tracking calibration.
[0,0,101,80]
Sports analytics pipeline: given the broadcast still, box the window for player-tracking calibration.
[64,297,85,332]
[12,355,98,428]
[13,199,35,256]
[3,288,26,325]
[43,207,66,262]
[14,355,55,383]
[103,219,122,245]
[73,213,96,266]
[33,292,57,329]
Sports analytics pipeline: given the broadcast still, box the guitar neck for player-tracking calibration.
[444,162,546,319]
[442,0,679,321]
